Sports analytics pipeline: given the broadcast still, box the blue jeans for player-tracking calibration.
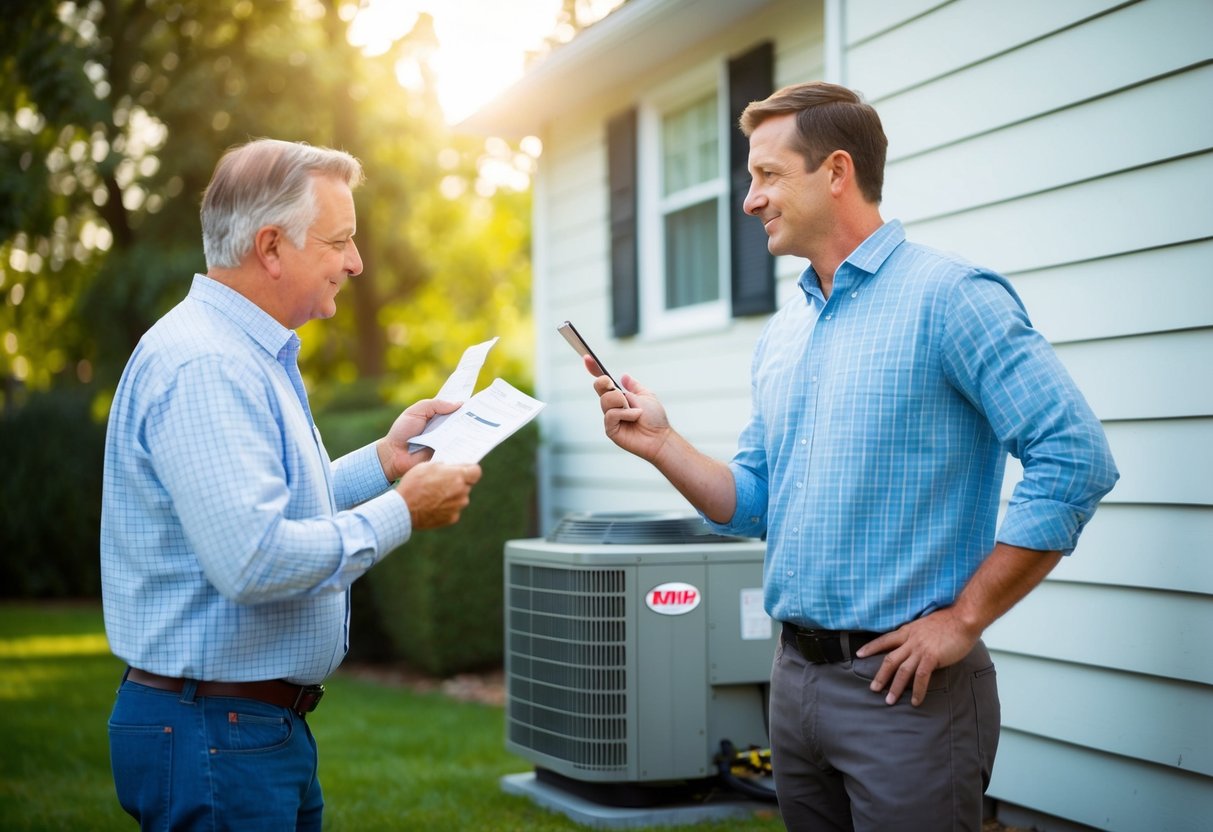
[108,673,323,831]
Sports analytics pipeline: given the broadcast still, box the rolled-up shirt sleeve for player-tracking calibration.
[941,272,1119,554]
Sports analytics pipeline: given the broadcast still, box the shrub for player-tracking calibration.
[366,420,539,675]
[318,407,539,675]
[0,386,105,597]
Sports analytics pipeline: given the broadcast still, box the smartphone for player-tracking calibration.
[557,321,620,390]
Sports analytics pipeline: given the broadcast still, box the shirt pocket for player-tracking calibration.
[826,364,927,437]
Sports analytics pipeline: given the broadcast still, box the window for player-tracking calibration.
[608,42,774,338]
[639,75,730,335]
[661,92,725,312]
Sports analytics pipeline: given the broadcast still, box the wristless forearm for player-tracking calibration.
[652,431,736,524]
[952,542,1062,635]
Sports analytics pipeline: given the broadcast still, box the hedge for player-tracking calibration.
[319,407,539,676]
[0,387,105,598]
[0,389,538,677]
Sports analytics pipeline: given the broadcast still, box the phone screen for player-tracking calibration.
[557,321,620,390]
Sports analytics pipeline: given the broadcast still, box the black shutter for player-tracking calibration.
[607,108,639,338]
[728,41,775,317]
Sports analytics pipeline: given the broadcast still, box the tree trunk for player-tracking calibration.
[325,0,385,380]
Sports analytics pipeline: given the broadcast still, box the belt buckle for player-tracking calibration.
[292,684,325,715]
[794,632,831,664]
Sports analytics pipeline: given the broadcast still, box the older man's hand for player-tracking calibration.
[376,398,463,482]
[395,461,482,529]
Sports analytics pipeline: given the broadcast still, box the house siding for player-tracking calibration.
[524,0,1211,827]
[534,0,825,527]
[846,0,1213,828]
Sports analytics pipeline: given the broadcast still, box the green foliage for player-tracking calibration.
[0,603,785,831]
[1,0,534,401]
[0,1,538,608]
[373,180,535,407]
[1,0,314,390]
[0,387,105,598]
[320,404,540,676]
[317,401,539,674]
[316,397,401,455]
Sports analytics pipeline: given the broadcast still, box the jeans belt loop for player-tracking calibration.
[180,678,198,705]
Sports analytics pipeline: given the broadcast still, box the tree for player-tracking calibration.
[0,0,537,596]
[0,0,535,410]
[3,0,309,398]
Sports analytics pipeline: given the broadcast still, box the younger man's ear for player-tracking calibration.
[825,150,854,195]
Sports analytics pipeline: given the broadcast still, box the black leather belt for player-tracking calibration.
[782,622,882,664]
[126,667,325,717]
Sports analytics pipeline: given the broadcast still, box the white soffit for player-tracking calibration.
[457,0,780,136]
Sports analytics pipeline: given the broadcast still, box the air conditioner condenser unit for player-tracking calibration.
[503,512,775,792]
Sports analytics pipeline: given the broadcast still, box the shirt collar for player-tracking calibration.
[846,218,905,276]
[796,267,827,306]
[188,274,297,359]
[797,219,906,303]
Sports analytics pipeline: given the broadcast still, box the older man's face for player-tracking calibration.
[278,174,363,328]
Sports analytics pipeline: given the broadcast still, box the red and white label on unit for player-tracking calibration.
[645,582,701,615]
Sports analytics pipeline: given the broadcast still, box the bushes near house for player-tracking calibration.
[0,390,538,677]
[0,387,105,598]
[321,409,540,676]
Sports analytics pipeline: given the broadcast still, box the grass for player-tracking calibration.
[0,602,784,831]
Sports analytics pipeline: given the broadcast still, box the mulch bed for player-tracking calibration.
[338,662,506,707]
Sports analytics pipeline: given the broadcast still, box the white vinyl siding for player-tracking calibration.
[848,1,1213,828]
[522,0,1209,823]
[534,0,824,528]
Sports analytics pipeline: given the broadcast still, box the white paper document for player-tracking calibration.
[410,378,544,464]
[435,337,499,402]
[409,338,498,453]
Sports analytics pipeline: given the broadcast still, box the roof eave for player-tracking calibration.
[457,0,780,136]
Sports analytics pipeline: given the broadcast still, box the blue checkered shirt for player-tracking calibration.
[101,275,411,683]
[704,221,1118,631]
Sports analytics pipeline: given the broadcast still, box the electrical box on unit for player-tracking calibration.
[504,512,774,786]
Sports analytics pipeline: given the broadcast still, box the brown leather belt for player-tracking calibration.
[126,667,325,717]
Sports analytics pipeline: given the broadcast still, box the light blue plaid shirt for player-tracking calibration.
[101,275,411,684]
[705,221,1118,632]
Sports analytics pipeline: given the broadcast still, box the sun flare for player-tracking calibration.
[346,0,564,125]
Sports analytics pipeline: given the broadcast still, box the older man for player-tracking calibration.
[101,139,481,830]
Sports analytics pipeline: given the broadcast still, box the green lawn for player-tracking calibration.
[0,602,783,831]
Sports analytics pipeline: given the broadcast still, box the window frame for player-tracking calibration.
[636,61,732,338]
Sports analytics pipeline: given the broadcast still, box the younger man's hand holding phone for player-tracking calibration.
[557,321,620,391]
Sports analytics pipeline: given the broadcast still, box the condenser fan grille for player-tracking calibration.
[546,511,740,545]
[506,562,629,772]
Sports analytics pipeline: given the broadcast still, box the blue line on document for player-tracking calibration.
[465,411,501,428]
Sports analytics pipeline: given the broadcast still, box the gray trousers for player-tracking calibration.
[769,633,1000,831]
